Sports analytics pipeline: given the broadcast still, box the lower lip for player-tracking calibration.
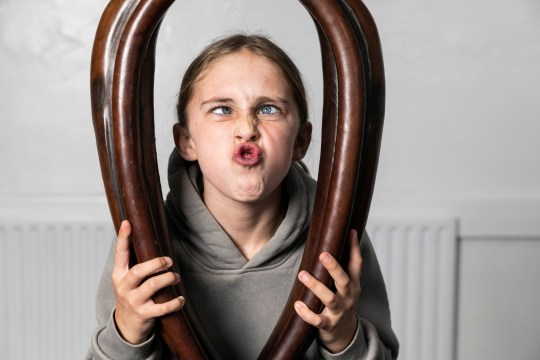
[234,144,262,166]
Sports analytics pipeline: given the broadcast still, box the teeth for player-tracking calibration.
[236,144,259,162]
[241,146,254,158]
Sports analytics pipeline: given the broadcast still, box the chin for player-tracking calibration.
[234,182,283,205]
[232,190,265,204]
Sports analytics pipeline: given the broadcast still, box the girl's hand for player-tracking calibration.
[112,220,184,344]
[294,230,363,353]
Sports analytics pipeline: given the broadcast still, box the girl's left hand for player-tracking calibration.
[294,229,363,353]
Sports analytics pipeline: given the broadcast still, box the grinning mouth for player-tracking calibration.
[234,143,262,166]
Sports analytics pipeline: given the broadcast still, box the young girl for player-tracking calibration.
[88,34,398,359]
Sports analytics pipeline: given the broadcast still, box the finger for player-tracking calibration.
[136,271,181,302]
[298,271,339,311]
[294,301,329,329]
[113,220,132,276]
[142,296,185,319]
[347,229,363,285]
[318,251,351,297]
[125,256,174,288]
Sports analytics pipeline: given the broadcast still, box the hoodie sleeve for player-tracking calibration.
[319,232,399,360]
[85,238,163,360]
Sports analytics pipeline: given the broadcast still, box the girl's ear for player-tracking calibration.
[292,121,312,161]
[173,123,198,161]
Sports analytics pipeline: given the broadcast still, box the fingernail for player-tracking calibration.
[320,253,331,264]
[164,257,173,266]
[294,301,303,310]
[299,271,309,282]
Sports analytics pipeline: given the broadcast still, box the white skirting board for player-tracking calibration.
[0,218,457,359]
[367,218,458,360]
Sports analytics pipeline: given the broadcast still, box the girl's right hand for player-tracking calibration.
[112,220,185,344]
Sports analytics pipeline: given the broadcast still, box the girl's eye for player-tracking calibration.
[258,105,278,115]
[212,106,232,115]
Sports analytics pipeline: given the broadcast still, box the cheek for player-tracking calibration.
[264,125,299,162]
[191,127,233,168]
[283,124,301,153]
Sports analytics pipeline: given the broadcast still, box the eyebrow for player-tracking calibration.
[199,97,233,109]
[199,96,291,109]
[256,96,291,107]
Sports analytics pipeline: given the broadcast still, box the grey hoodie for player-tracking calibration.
[87,152,399,359]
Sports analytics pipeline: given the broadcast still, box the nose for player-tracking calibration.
[235,114,260,142]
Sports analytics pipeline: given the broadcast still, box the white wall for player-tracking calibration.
[2,0,539,233]
[367,0,540,237]
[1,0,539,359]
[458,237,540,360]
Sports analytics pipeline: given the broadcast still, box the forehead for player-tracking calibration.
[195,50,291,90]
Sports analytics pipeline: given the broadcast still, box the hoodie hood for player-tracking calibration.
[165,150,317,271]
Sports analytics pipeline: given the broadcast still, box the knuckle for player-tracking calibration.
[313,317,324,328]
[137,306,150,320]
[328,261,340,271]
[343,297,355,309]
[305,278,316,290]
[111,274,120,286]
[114,286,126,299]
[145,277,159,291]
[349,281,360,294]
[151,307,162,319]
[327,294,339,309]
[130,265,143,280]
[126,298,139,312]
[112,276,126,291]
[160,272,177,288]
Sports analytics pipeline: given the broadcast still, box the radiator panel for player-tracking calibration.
[0,222,114,360]
[0,218,457,359]
[367,218,458,360]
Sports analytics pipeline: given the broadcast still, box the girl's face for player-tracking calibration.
[175,50,311,205]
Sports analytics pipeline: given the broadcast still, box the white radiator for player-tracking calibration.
[0,221,114,360]
[0,218,457,359]
[367,218,458,360]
